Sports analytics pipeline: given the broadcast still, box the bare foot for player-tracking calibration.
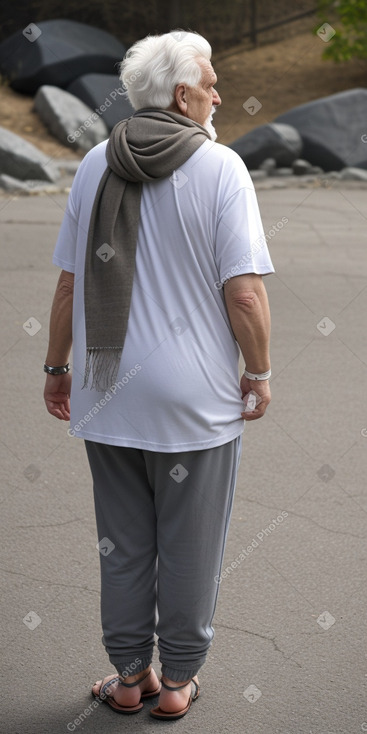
[157,675,199,714]
[92,666,160,708]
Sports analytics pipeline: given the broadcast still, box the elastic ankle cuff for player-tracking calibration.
[161,665,200,682]
[114,656,153,678]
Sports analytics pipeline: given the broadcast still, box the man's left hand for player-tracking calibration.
[240,374,271,421]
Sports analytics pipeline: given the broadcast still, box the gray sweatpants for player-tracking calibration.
[85,436,242,682]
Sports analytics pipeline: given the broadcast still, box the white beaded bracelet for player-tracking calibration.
[243,368,271,381]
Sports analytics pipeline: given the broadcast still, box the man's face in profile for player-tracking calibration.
[178,57,221,140]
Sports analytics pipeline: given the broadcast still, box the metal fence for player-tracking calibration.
[169,0,318,48]
[0,0,319,49]
[245,1,317,46]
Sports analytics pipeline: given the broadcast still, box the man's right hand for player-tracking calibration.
[240,374,271,421]
[44,373,72,420]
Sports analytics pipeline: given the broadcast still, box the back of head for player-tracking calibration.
[119,31,212,111]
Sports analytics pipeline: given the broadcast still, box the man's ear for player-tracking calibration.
[174,83,188,116]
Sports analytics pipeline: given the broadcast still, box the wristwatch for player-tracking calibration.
[44,363,70,375]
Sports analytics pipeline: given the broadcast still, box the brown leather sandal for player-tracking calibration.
[92,669,161,715]
[149,678,200,720]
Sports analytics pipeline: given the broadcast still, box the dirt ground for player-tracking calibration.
[1,17,366,159]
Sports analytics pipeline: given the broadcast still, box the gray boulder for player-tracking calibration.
[0,19,126,94]
[340,167,367,181]
[259,157,276,172]
[53,159,81,176]
[248,170,267,181]
[269,167,294,176]
[34,86,109,152]
[0,174,60,193]
[0,127,58,182]
[275,89,367,171]
[228,123,302,169]
[67,73,135,131]
[308,166,323,175]
[292,159,314,175]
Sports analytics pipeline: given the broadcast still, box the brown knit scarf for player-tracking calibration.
[83,108,210,391]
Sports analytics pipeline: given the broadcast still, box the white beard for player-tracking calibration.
[204,107,217,141]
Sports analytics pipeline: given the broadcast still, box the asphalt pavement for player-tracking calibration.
[1,176,367,734]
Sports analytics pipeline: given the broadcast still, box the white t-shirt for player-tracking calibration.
[53,138,275,451]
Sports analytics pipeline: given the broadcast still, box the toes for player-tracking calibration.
[92,680,103,697]
[92,675,117,698]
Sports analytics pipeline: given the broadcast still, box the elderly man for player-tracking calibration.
[44,31,274,720]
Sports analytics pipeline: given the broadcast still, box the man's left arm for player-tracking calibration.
[44,270,74,421]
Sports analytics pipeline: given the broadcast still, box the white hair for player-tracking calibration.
[119,31,212,111]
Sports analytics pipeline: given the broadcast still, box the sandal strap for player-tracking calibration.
[119,668,151,688]
[99,676,120,699]
[161,678,193,692]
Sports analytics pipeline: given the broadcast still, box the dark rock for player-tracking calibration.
[228,123,302,169]
[273,123,302,158]
[308,166,323,175]
[259,157,276,172]
[249,170,267,180]
[67,73,135,130]
[54,159,82,176]
[0,127,58,181]
[325,171,342,180]
[0,20,126,94]
[34,85,108,151]
[0,174,60,193]
[292,158,313,175]
[340,167,367,181]
[269,167,294,176]
[275,89,367,171]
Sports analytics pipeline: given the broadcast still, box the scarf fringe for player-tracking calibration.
[83,348,123,392]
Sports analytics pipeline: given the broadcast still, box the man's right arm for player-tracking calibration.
[44,270,74,421]
[223,272,271,421]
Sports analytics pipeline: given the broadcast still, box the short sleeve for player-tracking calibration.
[52,184,79,273]
[215,182,275,286]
